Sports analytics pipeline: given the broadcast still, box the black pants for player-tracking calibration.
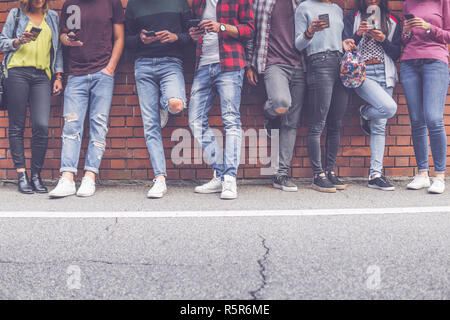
[306,51,349,175]
[6,67,51,172]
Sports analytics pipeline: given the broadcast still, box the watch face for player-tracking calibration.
[220,24,226,32]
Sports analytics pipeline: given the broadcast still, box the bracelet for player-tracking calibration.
[304,31,313,40]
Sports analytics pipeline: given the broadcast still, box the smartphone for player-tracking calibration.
[318,14,330,28]
[144,30,157,37]
[67,31,79,41]
[30,26,42,40]
[404,14,415,20]
[188,18,202,29]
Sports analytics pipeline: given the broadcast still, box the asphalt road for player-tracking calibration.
[0,179,449,300]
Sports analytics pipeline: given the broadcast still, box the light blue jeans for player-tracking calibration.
[60,70,114,174]
[401,59,449,174]
[188,63,244,179]
[355,64,397,177]
[134,57,186,177]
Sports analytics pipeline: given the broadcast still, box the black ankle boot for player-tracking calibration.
[18,172,34,194]
[30,171,48,193]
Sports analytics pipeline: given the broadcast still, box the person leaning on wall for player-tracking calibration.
[342,0,402,191]
[0,0,63,194]
[401,0,450,194]
[48,0,125,198]
[295,0,350,193]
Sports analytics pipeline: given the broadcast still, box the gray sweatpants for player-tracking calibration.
[263,63,306,177]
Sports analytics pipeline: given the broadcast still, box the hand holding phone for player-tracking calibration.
[144,31,157,37]
[188,19,202,29]
[404,14,415,20]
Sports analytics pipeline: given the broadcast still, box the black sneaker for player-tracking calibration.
[273,175,298,192]
[312,173,336,193]
[263,116,281,139]
[368,175,395,191]
[326,171,348,190]
[359,105,370,135]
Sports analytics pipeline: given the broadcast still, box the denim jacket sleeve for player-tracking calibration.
[51,12,64,74]
[0,8,21,53]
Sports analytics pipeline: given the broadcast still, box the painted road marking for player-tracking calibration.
[0,206,450,217]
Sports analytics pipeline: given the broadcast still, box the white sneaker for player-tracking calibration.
[76,176,96,197]
[160,109,169,128]
[407,174,431,190]
[428,178,445,194]
[49,177,76,198]
[221,175,237,200]
[147,179,167,198]
[195,171,222,194]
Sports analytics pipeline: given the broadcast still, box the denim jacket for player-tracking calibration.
[0,8,63,77]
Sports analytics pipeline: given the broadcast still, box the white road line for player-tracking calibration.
[0,206,449,218]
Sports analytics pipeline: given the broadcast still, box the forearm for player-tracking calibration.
[107,37,124,72]
[224,24,240,39]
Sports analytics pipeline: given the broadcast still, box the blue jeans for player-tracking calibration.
[355,64,397,177]
[188,63,244,178]
[134,57,186,177]
[60,70,114,174]
[401,59,449,174]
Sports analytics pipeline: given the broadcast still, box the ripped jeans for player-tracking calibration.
[60,70,114,174]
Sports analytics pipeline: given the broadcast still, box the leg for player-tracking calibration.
[277,66,306,177]
[422,60,449,176]
[214,68,245,178]
[5,68,31,171]
[263,64,293,118]
[29,70,51,174]
[306,62,335,175]
[400,61,428,173]
[325,78,349,173]
[159,58,186,115]
[84,71,114,175]
[188,65,222,176]
[60,75,90,177]
[354,65,397,120]
[134,58,167,178]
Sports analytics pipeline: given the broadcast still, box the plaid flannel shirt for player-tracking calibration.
[191,0,255,72]
[246,0,304,74]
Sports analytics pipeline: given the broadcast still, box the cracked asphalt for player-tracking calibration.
[0,179,449,299]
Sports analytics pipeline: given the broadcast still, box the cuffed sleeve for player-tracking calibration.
[0,9,21,53]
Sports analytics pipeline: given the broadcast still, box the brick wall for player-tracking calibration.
[0,0,449,180]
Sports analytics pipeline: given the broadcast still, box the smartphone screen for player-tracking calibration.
[30,27,42,40]
[145,31,157,37]
[189,19,201,29]
[318,14,330,28]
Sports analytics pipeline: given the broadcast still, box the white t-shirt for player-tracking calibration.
[199,0,220,67]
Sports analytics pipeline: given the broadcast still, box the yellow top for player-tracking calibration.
[8,15,52,80]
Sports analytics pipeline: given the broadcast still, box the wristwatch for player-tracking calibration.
[220,24,226,32]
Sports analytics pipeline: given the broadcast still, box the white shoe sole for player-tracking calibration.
[194,188,222,194]
[273,183,298,192]
[220,193,237,200]
[368,184,395,191]
[147,190,167,198]
[49,191,76,198]
[76,191,95,197]
[407,184,430,190]
[428,188,444,194]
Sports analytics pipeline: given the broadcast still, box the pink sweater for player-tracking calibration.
[401,0,450,64]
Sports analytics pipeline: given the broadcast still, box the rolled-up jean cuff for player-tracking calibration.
[434,171,446,174]
[84,166,99,174]
[418,169,429,172]
[60,167,77,174]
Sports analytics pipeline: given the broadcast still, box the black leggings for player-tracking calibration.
[6,67,51,172]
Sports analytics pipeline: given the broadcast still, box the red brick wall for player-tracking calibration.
[0,0,449,180]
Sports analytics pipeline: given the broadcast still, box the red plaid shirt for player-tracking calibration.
[191,0,255,72]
